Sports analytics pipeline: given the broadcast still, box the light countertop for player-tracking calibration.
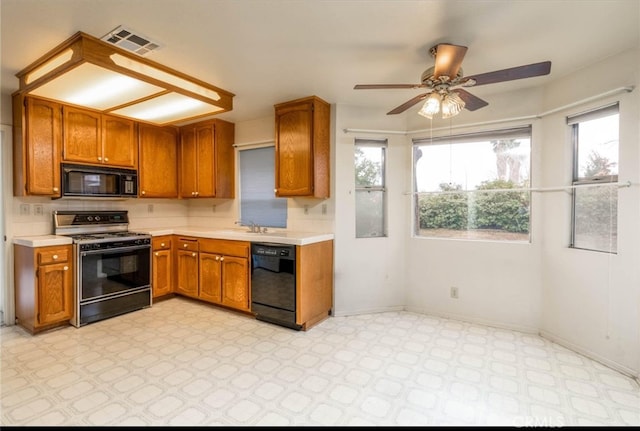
[135,227,334,246]
[13,228,334,248]
[13,235,74,248]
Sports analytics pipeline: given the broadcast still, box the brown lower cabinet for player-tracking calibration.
[173,236,251,313]
[152,236,173,298]
[154,235,333,328]
[14,244,74,333]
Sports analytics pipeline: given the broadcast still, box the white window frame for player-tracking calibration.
[569,103,619,253]
[412,126,532,242]
[355,139,387,238]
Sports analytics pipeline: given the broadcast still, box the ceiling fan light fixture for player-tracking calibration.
[441,92,465,119]
[418,92,441,119]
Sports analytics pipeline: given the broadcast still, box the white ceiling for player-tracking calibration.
[1,0,638,124]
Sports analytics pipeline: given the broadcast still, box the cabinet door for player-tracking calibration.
[175,250,199,298]
[152,249,173,298]
[24,97,62,196]
[63,106,101,164]
[37,262,73,326]
[275,101,314,196]
[102,115,136,168]
[199,252,222,303]
[139,124,179,198]
[221,256,250,311]
[179,126,198,197]
[195,124,215,198]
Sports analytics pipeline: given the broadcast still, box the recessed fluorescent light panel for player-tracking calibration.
[15,30,234,125]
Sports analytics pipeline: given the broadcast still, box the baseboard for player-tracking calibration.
[404,305,540,334]
[332,305,405,317]
[539,329,639,381]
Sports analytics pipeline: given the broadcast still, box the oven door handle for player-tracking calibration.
[80,244,151,256]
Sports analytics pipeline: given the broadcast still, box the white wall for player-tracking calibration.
[402,89,545,334]
[538,48,640,376]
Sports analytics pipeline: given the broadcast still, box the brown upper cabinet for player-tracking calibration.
[138,124,179,198]
[178,118,235,199]
[12,95,62,197]
[274,95,330,198]
[63,106,137,168]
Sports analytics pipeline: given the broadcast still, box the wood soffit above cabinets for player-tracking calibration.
[14,31,235,126]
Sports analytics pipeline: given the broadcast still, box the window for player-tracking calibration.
[413,127,531,241]
[239,146,287,228]
[355,139,386,238]
[569,103,619,253]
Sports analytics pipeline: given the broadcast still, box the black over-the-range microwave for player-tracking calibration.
[60,163,138,199]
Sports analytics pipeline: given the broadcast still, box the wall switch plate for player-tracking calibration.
[304,205,309,215]
[147,204,154,214]
[322,204,327,215]
[19,203,30,216]
[34,204,44,216]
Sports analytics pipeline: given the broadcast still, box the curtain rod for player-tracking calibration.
[403,181,634,196]
[343,86,635,136]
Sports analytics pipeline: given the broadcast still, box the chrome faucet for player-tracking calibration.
[236,220,262,233]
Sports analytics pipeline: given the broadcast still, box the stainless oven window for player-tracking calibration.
[79,245,151,301]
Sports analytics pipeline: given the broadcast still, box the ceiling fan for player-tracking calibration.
[354,43,551,118]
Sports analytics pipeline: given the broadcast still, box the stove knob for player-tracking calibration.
[95,216,101,222]
[87,216,93,222]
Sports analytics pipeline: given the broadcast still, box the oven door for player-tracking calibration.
[79,244,151,301]
[75,243,151,327]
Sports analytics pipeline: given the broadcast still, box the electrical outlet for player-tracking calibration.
[212,204,216,213]
[450,286,459,299]
[34,204,44,216]
[19,203,30,216]
[322,204,327,215]
[147,204,154,214]
[304,205,309,215]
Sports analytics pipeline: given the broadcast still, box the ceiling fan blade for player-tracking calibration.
[354,84,426,90]
[433,43,468,79]
[453,89,488,111]
[464,61,551,87]
[387,93,430,115]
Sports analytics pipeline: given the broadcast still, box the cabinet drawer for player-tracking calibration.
[176,238,199,252]
[37,248,70,265]
[152,236,172,251]
[199,239,249,258]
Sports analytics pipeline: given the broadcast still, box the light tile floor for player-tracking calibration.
[1,296,639,426]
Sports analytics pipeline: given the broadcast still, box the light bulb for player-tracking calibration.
[418,93,441,119]
[441,92,466,119]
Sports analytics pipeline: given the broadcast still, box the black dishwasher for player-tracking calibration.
[251,243,301,330]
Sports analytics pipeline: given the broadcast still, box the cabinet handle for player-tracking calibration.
[192,252,196,257]
[274,188,277,194]
[195,191,199,196]
[155,252,159,256]
[183,244,188,248]
[104,157,109,162]
[160,243,165,247]
[53,187,59,192]
[215,256,220,261]
[220,257,224,262]
[97,156,102,161]
[141,191,146,195]
[63,266,68,271]
[52,254,58,260]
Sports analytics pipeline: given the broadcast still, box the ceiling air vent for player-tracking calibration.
[101,26,161,56]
